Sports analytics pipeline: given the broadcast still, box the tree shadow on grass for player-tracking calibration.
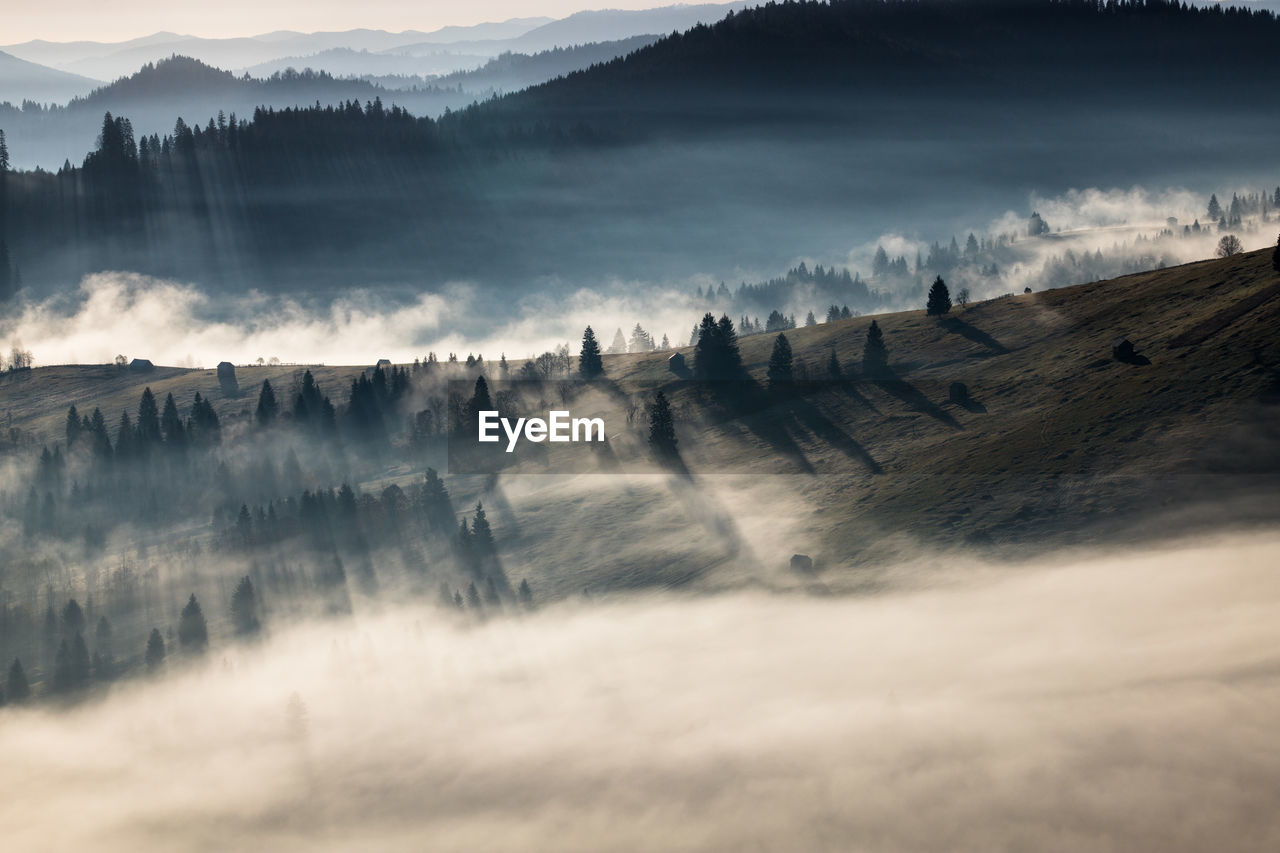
[941,316,1010,355]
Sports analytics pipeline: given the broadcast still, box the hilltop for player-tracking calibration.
[3,248,1277,591]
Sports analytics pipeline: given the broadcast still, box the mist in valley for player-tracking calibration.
[2,535,1279,852]
[1,181,1274,367]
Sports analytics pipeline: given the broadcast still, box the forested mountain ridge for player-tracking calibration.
[1,0,1278,295]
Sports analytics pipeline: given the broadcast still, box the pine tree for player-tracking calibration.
[471,502,495,557]
[827,348,841,378]
[255,380,278,427]
[608,328,627,355]
[6,658,28,702]
[862,320,889,377]
[145,628,165,672]
[1207,193,1223,221]
[466,581,482,610]
[804,311,817,327]
[93,616,114,680]
[518,579,534,609]
[231,576,261,636]
[579,326,604,378]
[160,392,185,445]
[178,594,208,654]
[648,390,678,459]
[926,276,952,316]
[62,598,85,635]
[471,375,493,415]
[137,387,161,445]
[1272,233,1280,273]
[767,333,793,389]
[65,405,83,448]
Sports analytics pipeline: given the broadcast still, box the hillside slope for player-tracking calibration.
[3,249,1277,591]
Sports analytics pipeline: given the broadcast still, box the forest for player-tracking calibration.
[0,0,1278,296]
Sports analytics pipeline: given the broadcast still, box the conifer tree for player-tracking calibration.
[62,599,85,636]
[767,333,793,389]
[862,320,889,377]
[518,579,534,609]
[137,387,161,445]
[1272,233,1280,273]
[255,380,278,427]
[65,405,83,448]
[471,502,495,557]
[178,594,208,654]
[827,348,841,378]
[230,576,261,636]
[6,658,28,702]
[926,276,952,316]
[160,392,185,445]
[145,628,165,672]
[93,616,114,680]
[648,390,678,460]
[1207,193,1223,221]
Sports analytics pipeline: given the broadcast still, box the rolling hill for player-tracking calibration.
[4,248,1277,590]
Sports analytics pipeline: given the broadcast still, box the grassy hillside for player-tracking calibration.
[2,248,1278,591]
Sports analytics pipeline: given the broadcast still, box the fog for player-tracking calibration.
[2,534,1277,851]
[4,182,1274,367]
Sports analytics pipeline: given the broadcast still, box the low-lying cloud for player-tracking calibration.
[2,534,1279,852]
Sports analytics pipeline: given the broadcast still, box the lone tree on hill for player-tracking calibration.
[862,320,889,377]
[926,276,952,316]
[1216,234,1243,258]
[648,390,678,460]
[767,333,793,389]
[579,326,604,379]
[1272,233,1280,273]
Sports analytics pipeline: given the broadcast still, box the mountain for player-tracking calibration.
[241,47,495,81]
[432,36,662,93]
[0,18,554,83]
[3,0,1279,293]
[387,3,747,57]
[0,56,475,170]
[0,50,100,105]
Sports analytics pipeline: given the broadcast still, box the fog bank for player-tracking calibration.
[2,534,1278,851]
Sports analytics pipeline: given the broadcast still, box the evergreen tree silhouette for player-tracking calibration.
[862,320,889,378]
[178,594,208,654]
[767,333,793,389]
[6,658,29,702]
[926,276,952,316]
[648,390,678,460]
[137,387,161,445]
[145,628,165,672]
[255,380,279,427]
[579,326,604,379]
[231,576,261,636]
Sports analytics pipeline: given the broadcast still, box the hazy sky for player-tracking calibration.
[5,0,738,44]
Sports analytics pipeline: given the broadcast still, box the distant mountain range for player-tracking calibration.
[0,4,744,83]
[4,0,1277,296]
[0,50,100,105]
